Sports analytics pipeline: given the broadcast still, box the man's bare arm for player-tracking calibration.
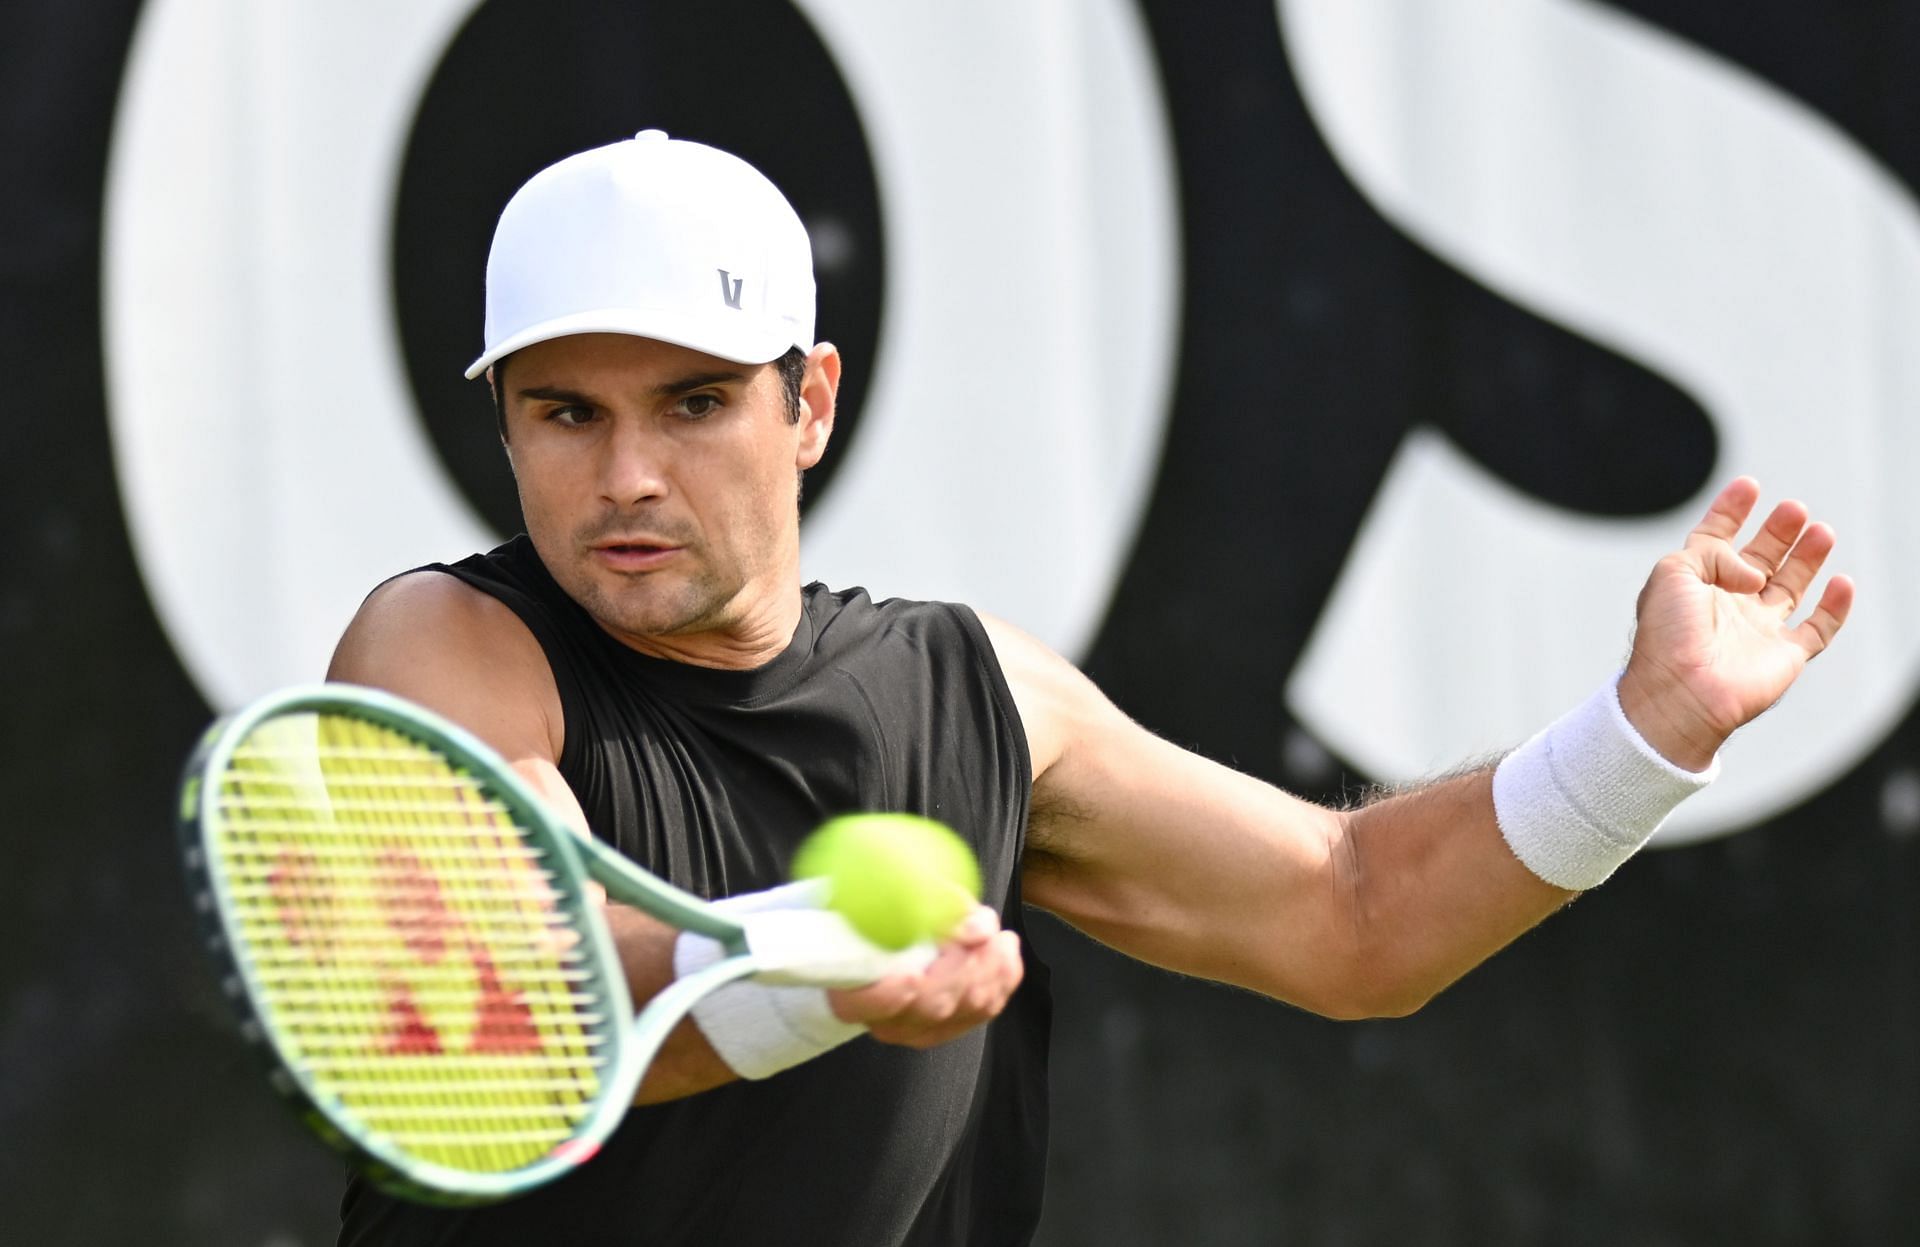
[995,478,1852,1019]
[995,621,1560,1018]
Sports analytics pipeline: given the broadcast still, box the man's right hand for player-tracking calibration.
[827,906,1025,1049]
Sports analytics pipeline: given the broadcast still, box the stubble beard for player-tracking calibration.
[568,557,742,643]
[555,509,738,642]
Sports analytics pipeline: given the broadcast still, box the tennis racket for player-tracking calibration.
[178,683,900,1205]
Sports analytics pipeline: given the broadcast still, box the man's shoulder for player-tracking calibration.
[332,563,552,692]
[329,560,566,762]
[362,535,575,640]
[805,583,988,651]
[358,565,523,632]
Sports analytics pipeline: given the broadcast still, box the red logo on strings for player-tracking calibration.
[267,848,335,961]
[329,849,546,1056]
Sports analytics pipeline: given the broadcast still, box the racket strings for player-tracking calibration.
[336,713,592,1175]
[210,711,612,1174]
[365,716,594,1175]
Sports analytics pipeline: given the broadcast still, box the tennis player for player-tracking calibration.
[329,130,1852,1245]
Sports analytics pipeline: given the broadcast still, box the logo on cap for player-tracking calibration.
[717,269,744,310]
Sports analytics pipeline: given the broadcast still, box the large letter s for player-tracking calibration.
[1279,0,1920,840]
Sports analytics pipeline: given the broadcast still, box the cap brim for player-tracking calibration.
[465,307,804,378]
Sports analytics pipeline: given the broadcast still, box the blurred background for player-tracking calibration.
[7,0,1920,1242]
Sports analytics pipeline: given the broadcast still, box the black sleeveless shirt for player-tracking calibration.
[338,536,1052,1246]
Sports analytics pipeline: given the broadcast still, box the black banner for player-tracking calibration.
[6,2,1917,1243]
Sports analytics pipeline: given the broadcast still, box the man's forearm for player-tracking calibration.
[1336,767,1574,1017]
[1339,670,1723,1013]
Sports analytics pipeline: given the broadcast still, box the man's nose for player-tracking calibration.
[599,419,669,505]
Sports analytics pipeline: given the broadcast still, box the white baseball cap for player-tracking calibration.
[465,130,816,379]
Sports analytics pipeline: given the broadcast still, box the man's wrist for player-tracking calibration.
[1616,662,1725,773]
[669,879,884,1081]
[675,928,867,1080]
[1492,673,1721,891]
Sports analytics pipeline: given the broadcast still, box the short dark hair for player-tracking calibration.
[771,346,807,424]
[492,344,809,440]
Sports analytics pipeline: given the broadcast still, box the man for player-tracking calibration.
[330,131,1852,1244]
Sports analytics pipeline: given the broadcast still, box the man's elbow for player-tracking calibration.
[1260,946,1449,1022]
[1306,979,1439,1022]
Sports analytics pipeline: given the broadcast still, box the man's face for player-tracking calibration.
[498,333,834,652]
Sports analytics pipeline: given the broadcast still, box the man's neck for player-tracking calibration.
[605,582,804,671]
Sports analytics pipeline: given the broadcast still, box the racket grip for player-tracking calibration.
[673,929,868,1080]
[739,909,936,987]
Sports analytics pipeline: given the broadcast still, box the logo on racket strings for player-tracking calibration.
[267,846,550,1056]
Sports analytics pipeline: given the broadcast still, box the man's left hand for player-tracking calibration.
[1619,477,1855,770]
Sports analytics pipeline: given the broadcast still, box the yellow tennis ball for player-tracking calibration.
[791,813,982,950]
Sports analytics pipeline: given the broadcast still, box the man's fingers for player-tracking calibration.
[1736,498,1809,578]
[1698,542,1766,595]
[1788,574,1855,660]
[1761,522,1835,611]
[991,930,1024,993]
[1683,486,1840,613]
[1683,479,1768,593]
[1689,476,1761,544]
[869,942,1017,1047]
[900,929,1015,1024]
[829,975,917,1024]
[832,924,1023,1044]
[949,905,998,946]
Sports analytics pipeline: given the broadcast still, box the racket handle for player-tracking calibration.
[738,909,936,987]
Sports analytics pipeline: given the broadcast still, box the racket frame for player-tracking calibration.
[178,683,756,1204]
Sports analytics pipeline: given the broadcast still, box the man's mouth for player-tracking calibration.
[590,539,682,571]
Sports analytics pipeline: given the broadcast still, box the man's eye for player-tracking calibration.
[547,405,593,426]
[677,394,720,420]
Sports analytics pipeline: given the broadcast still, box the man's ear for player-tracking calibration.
[795,343,842,471]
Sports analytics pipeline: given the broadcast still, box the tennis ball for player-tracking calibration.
[791,813,982,950]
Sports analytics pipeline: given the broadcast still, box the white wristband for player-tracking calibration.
[1492,675,1720,891]
[670,881,933,1080]
[673,927,866,1080]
